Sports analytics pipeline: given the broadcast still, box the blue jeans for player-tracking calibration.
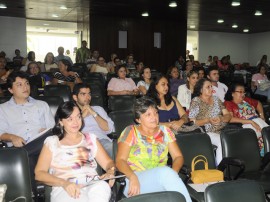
[124,166,192,202]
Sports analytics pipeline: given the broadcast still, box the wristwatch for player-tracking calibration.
[93,113,98,118]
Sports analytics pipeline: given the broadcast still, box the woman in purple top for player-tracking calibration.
[166,66,185,97]
[147,75,188,132]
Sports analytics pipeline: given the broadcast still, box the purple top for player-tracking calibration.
[169,78,185,96]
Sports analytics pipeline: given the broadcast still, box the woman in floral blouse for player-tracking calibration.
[116,96,191,202]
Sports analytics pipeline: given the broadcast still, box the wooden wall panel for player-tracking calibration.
[90,15,187,73]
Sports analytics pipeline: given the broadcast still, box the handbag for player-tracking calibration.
[191,155,223,184]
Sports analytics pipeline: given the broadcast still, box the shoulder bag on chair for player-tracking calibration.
[191,155,223,184]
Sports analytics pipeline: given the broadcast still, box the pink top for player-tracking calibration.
[252,73,268,86]
[107,77,137,91]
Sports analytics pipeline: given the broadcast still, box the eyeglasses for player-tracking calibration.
[234,91,246,94]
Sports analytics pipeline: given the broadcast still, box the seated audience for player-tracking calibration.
[211,56,218,66]
[73,83,114,158]
[175,55,185,71]
[52,59,82,90]
[182,60,193,82]
[41,52,58,72]
[125,54,136,72]
[197,66,205,79]
[90,56,110,74]
[116,96,192,202]
[177,70,199,111]
[137,66,152,95]
[55,46,73,65]
[21,51,36,71]
[107,53,117,72]
[217,56,229,70]
[13,49,24,67]
[35,101,115,202]
[75,40,90,63]
[107,65,139,96]
[166,66,185,97]
[0,71,54,193]
[252,64,270,102]
[205,55,212,66]
[189,78,231,164]
[0,56,7,78]
[147,75,188,132]
[207,66,228,102]
[224,83,268,155]
[256,55,269,70]
[27,62,51,89]
[129,61,144,78]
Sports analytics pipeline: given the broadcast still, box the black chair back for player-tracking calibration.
[119,191,186,202]
[205,180,265,202]
[35,96,64,116]
[44,85,71,102]
[109,110,135,137]
[262,126,270,153]
[220,128,261,172]
[176,132,216,170]
[0,96,11,104]
[108,95,136,112]
[0,147,32,202]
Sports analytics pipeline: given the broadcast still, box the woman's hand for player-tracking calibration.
[209,116,222,125]
[63,181,81,199]
[128,173,140,197]
[100,167,115,187]
[170,119,185,131]
[250,120,261,132]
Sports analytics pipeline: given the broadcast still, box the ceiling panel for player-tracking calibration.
[0,0,270,33]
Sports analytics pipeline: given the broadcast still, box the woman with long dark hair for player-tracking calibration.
[147,75,188,132]
[35,101,115,202]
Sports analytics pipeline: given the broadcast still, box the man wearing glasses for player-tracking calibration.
[72,83,114,158]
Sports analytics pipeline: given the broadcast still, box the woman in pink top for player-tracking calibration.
[107,65,139,96]
[252,64,270,102]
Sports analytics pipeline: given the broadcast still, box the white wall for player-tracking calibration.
[187,31,199,60]
[0,16,27,60]
[249,32,270,66]
[197,31,249,64]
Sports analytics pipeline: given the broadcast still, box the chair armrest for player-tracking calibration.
[0,141,7,148]
[114,170,127,201]
[261,152,270,171]
[107,132,119,140]
[218,157,245,180]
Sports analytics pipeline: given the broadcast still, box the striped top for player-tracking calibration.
[53,72,79,83]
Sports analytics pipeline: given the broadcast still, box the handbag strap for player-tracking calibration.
[191,155,209,171]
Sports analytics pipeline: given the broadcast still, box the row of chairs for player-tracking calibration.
[176,128,270,202]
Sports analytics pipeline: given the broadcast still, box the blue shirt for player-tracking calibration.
[0,96,55,146]
[81,106,114,142]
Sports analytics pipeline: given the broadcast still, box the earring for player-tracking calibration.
[59,123,64,134]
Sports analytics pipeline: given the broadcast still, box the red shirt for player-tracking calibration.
[224,97,258,119]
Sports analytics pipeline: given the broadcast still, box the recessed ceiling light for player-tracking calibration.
[142,12,149,17]
[0,4,7,9]
[254,10,262,16]
[60,6,67,10]
[169,1,177,7]
[190,25,196,29]
[217,19,224,23]
[243,29,249,33]
[43,23,49,26]
[52,14,59,18]
[231,1,240,6]
[232,24,238,28]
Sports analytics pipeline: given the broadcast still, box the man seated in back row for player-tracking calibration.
[72,83,114,158]
[0,71,55,194]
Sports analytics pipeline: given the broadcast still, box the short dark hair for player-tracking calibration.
[166,66,179,79]
[257,63,267,73]
[147,74,172,106]
[115,64,126,74]
[224,83,245,101]
[53,101,84,140]
[134,96,158,119]
[59,59,72,70]
[72,83,91,96]
[140,66,151,79]
[15,49,20,53]
[207,66,219,75]
[7,71,29,89]
[193,78,211,97]
[27,51,35,61]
